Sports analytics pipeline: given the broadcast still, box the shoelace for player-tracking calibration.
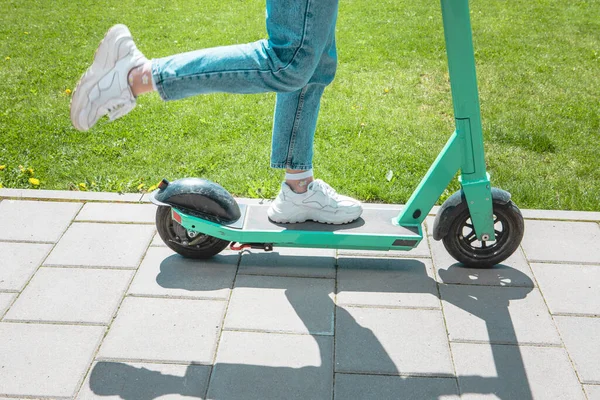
[310,179,339,199]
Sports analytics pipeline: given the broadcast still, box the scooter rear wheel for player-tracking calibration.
[441,200,524,268]
[155,206,230,259]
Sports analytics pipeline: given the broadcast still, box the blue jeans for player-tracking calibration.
[151,0,339,171]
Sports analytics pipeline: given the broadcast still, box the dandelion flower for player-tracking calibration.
[4,56,10,61]
[384,88,390,94]
[26,168,34,176]
[65,88,72,95]
[29,178,40,186]
[0,165,6,171]
[79,182,87,190]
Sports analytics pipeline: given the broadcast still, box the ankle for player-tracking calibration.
[286,178,313,194]
[285,169,314,194]
[128,61,154,97]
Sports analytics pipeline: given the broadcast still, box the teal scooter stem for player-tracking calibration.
[397,0,494,241]
[150,0,525,268]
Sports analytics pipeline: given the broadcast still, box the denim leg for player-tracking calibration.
[151,0,339,170]
[267,0,339,170]
[152,0,339,99]
[269,33,337,170]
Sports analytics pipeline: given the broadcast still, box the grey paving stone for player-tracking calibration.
[521,220,600,264]
[585,385,600,400]
[224,274,335,335]
[424,216,436,236]
[44,222,155,268]
[98,297,225,364]
[76,203,156,223]
[432,245,535,288]
[151,232,167,247]
[531,263,600,316]
[440,285,561,345]
[431,239,535,287]
[77,361,210,400]
[521,209,600,222]
[128,247,238,300]
[238,247,336,278]
[0,293,16,317]
[0,189,23,198]
[139,193,153,203]
[451,342,585,400]
[0,188,142,202]
[0,200,82,242]
[0,242,52,291]
[334,374,460,400]
[423,209,448,234]
[336,257,440,309]
[0,322,105,398]
[335,306,453,376]
[554,316,600,384]
[207,330,333,400]
[4,267,132,324]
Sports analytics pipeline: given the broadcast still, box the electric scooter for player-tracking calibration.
[149,0,525,268]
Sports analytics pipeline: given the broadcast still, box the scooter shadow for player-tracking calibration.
[87,252,536,399]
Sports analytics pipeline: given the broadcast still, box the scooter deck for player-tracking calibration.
[175,203,424,251]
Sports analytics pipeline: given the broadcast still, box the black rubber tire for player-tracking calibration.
[441,200,524,268]
[155,206,230,259]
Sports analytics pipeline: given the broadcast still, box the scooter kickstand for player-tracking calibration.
[230,243,274,252]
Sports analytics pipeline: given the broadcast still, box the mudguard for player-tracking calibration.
[149,178,241,225]
[432,187,511,241]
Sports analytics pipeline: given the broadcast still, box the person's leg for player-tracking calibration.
[152,0,340,99]
[270,5,330,195]
[128,62,154,96]
[270,37,336,193]
[69,0,362,223]
[266,13,362,225]
[71,0,339,131]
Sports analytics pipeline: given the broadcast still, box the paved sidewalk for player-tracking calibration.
[1,188,599,400]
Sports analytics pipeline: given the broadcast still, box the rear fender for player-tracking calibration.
[149,178,241,225]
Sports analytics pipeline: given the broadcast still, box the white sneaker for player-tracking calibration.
[268,179,363,224]
[70,24,147,131]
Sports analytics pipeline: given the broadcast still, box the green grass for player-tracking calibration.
[1,0,599,210]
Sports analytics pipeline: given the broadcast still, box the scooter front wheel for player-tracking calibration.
[441,200,524,268]
[155,206,230,259]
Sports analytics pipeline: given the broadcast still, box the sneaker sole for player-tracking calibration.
[267,209,363,225]
[269,218,360,225]
[70,24,131,131]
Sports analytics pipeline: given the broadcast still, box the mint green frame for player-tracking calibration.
[176,0,496,249]
[175,208,423,251]
[395,0,495,241]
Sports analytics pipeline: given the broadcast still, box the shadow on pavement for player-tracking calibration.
[87,253,534,399]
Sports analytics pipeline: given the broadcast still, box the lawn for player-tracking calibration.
[1,0,599,211]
